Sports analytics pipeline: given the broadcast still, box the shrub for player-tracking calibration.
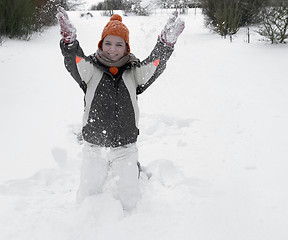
[216,0,241,37]
[240,0,268,25]
[202,0,268,37]
[0,0,69,40]
[0,0,37,39]
[257,2,288,43]
[36,0,60,29]
[202,0,241,37]
[90,2,105,11]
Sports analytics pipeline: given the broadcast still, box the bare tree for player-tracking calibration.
[258,2,288,43]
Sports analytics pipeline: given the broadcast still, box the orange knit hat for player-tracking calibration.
[98,14,130,54]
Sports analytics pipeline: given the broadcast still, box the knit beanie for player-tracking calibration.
[98,14,130,54]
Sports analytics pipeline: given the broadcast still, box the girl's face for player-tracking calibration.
[101,35,127,61]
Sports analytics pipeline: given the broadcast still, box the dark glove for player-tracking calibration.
[160,11,185,46]
[56,7,77,44]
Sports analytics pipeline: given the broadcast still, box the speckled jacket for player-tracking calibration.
[60,38,174,147]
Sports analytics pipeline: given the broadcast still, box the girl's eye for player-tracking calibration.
[104,42,111,46]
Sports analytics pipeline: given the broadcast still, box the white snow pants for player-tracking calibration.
[77,142,140,211]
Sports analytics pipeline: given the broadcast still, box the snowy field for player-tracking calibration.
[1,8,288,240]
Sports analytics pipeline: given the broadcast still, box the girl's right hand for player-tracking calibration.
[56,7,77,43]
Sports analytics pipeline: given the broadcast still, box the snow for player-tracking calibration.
[1,8,288,240]
[82,0,102,10]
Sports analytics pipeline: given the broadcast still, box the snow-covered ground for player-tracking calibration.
[1,8,288,240]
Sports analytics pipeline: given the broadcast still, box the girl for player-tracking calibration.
[57,7,184,211]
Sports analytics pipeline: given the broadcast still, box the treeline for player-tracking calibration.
[1,0,287,44]
[90,0,200,16]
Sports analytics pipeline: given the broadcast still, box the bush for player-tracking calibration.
[216,0,242,37]
[90,2,105,11]
[36,0,60,28]
[257,2,288,43]
[240,0,269,25]
[202,0,268,37]
[0,0,37,39]
[0,0,69,40]
[91,0,124,12]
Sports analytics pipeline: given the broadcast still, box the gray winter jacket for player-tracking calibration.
[60,39,174,147]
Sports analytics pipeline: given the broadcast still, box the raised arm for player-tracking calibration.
[160,10,185,47]
[135,11,185,94]
[57,7,93,93]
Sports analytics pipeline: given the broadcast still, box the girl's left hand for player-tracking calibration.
[160,11,185,46]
